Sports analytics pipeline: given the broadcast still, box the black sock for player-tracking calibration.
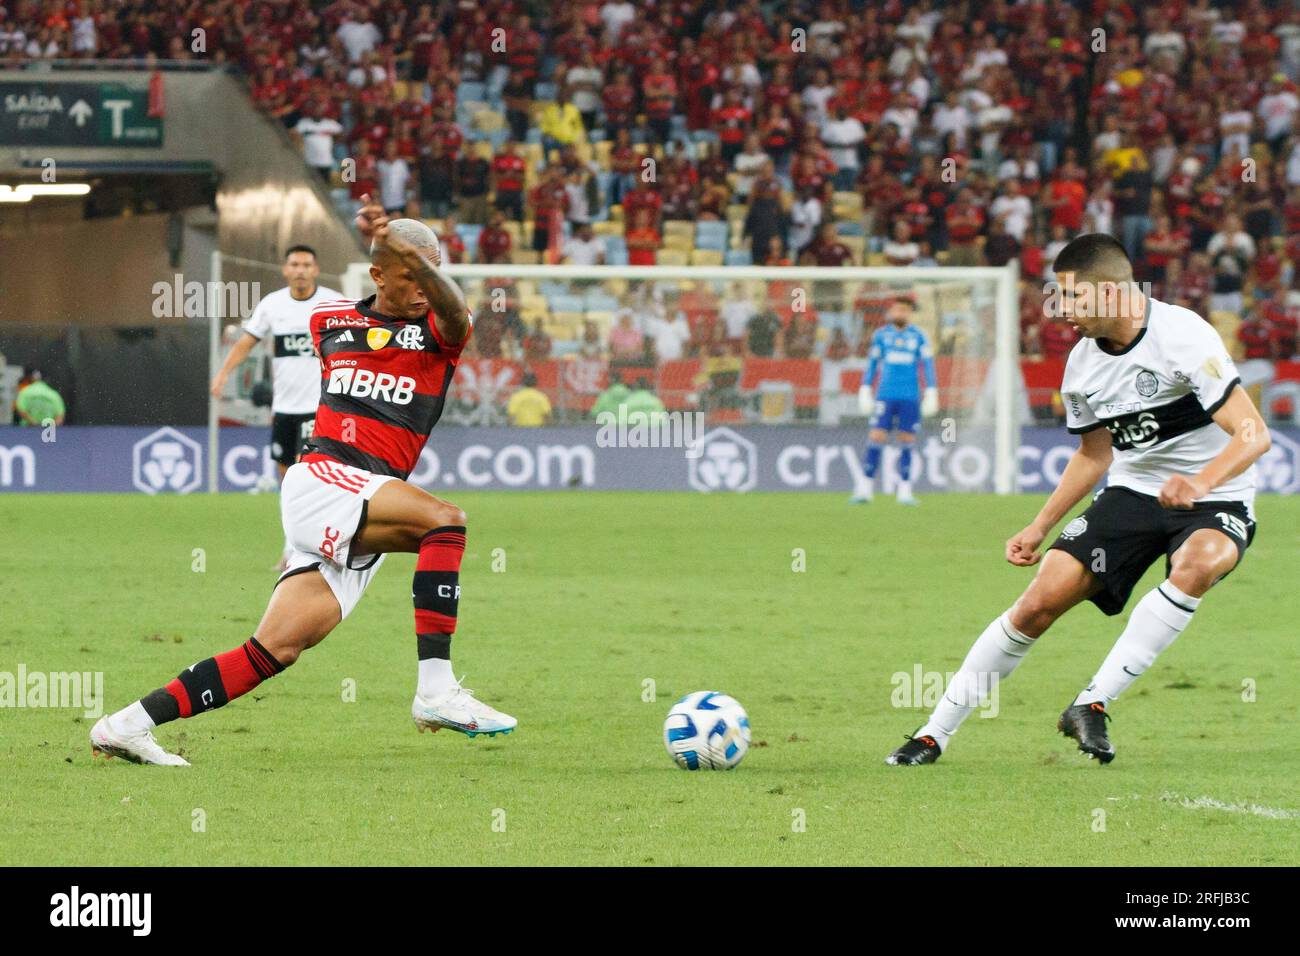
[140,687,180,725]
[417,633,451,661]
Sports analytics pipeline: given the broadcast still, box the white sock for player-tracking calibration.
[1074,580,1200,706]
[112,700,156,735]
[897,479,913,498]
[418,657,458,698]
[918,611,1035,749]
[860,476,874,495]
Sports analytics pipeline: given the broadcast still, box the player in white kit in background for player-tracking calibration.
[886,234,1272,767]
[210,245,343,568]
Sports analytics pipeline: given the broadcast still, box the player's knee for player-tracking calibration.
[413,501,466,538]
[1170,554,1228,595]
[868,429,887,443]
[252,625,313,667]
[1008,592,1063,638]
[430,502,467,530]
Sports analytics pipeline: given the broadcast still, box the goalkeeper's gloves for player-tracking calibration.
[921,386,939,418]
[858,385,875,417]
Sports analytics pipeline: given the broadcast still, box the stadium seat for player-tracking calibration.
[511,249,542,264]
[695,221,729,250]
[583,290,621,312]
[656,249,690,266]
[548,293,587,313]
[663,234,695,253]
[457,81,486,103]
[838,236,865,264]
[724,249,753,266]
[534,82,558,102]
[545,312,583,340]
[691,249,724,266]
[663,221,694,242]
[833,191,864,217]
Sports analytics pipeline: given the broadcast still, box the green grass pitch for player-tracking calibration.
[1,491,1297,866]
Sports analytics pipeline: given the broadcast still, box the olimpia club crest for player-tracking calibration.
[1061,516,1088,539]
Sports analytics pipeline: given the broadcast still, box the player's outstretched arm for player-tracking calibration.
[1006,427,1112,566]
[1158,385,1271,509]
[210,332,260,397]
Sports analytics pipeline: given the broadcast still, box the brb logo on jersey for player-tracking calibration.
[326,367,417,404]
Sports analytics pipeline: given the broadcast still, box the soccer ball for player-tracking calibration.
[663,691,751,770]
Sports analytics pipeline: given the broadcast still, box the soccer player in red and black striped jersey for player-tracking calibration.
[92,197,515,765]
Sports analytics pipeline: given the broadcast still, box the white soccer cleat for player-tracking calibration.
[849,477,874,504]
[896,480,919,506]
[89,715,190,766]
[412,685,517,738]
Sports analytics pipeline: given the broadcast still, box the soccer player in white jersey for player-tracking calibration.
[887,233,1271,766]
[210,245,343,566]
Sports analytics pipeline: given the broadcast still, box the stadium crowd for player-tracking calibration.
[4,0,1300,372]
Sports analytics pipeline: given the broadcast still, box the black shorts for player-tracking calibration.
[1048,486,1256,616]
[270,412,315,467]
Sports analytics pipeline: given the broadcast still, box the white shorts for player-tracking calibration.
[278,459,397,619]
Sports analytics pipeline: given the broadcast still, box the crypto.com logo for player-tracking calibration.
[132,427,202,494]
[688,427,757,493]
[1256,428,1300,494]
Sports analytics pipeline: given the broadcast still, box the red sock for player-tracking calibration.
[413,525,466,637]
[156,637,286,720]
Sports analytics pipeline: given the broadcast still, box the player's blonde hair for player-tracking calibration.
[370,219,440,259]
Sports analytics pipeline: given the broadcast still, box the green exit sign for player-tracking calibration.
[0,81,163,147]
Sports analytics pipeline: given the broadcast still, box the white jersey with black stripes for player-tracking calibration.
[242,285,344,415]
[1060,295,1254,513]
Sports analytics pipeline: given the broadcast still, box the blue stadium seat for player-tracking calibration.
[724,249,752,266]
[584,290,620,311]
[534,82,558,102]
[695,221,728,250]
[455,224,483,259]
[457,81,486,104]
[836,220,865,236]
[548,293,586,313]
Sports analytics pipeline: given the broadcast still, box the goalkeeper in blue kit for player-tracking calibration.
[852,296,938,505]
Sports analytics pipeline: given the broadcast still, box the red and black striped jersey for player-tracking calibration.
[301,295,471,479]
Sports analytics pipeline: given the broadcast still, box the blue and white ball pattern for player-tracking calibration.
[663,691,751,770]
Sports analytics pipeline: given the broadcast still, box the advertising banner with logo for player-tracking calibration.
[1,425,1297,496]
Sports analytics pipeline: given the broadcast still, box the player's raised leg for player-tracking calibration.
[91,571,340,765]
[357,479,516,737]
[886,550,1099,765]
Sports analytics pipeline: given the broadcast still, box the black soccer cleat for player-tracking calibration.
[1058,702,1115,764]
[885,732,942,766]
